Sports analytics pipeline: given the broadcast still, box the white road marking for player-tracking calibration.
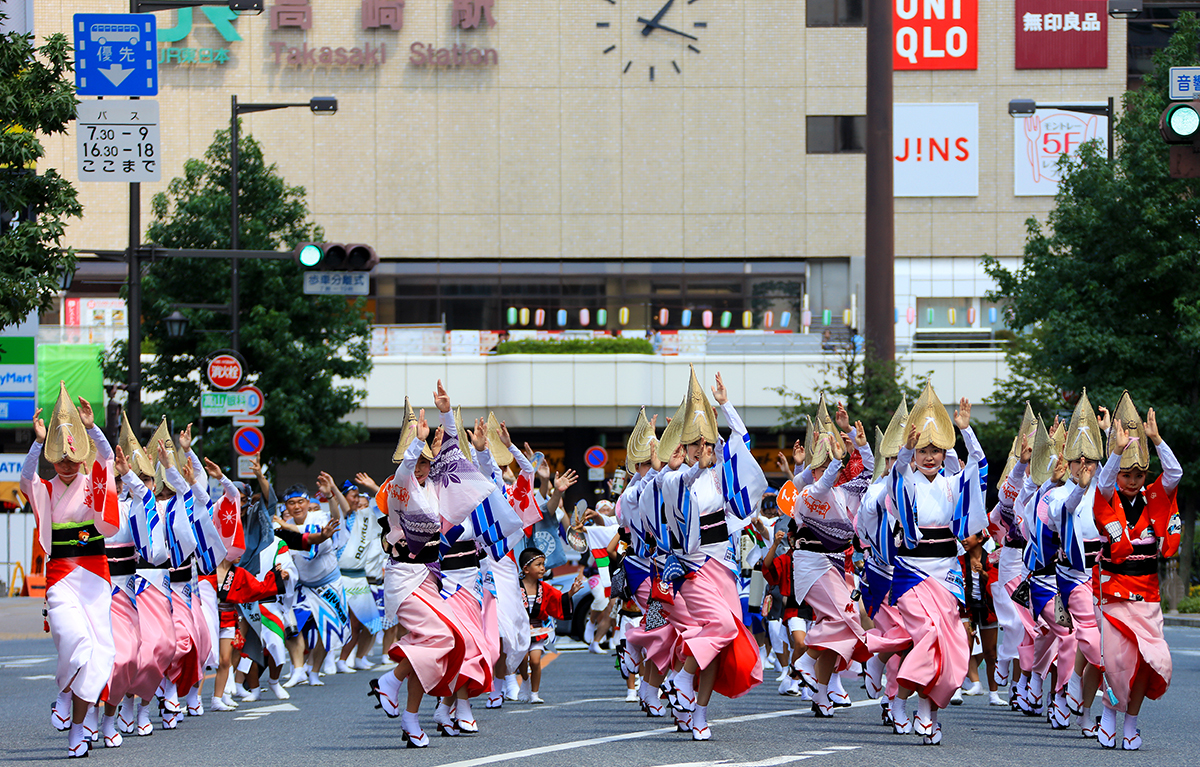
[507,696,626,714]
[233,702,298,721]
[430,703,866,767]
[21,675,55,680]
[0,657,53,669]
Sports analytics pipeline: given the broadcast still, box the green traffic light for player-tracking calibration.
[1168,105,1200,138]
[298,244,322,267]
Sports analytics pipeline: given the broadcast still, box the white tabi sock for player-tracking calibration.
[1028,673,1043,700]
[815,683,830,709]
[456,699,473,722]
[1123,713,1138,740]
[584,620,596,644]
[436,702,452,719]
[674,670,695,699]
[1100,701,1117,734]
[1067,671,1082,703]
[401,711,422,735]
[829,674,846,697]
[692,704,708,730]
[916,695,933,722]
[798,652,817,678]
[889,696,908,724]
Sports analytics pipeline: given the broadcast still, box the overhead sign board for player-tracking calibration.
[73,13,158,96]
[893,0,977,70]
[0,323,36,425]
[1013,104,1108,196]
[1015,0,1106,69]
[893,103,979,197]
[76,99,160,183]
[303,272,370,296]
[1170,67,1200,100]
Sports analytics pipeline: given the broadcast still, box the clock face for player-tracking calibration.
[596,0,707,81]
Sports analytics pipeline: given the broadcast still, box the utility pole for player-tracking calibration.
[864,0,895,361]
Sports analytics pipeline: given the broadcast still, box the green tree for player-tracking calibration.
[0,18,82,329]
[103,123,372,468]
[985,13,1200,588]
[773,342,926,439]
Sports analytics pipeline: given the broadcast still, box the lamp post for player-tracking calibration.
[123,0,264,436]
[229,95,337,352]
[1008,98,1116,162]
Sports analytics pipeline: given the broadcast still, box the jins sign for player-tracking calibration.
[894,0,977,70]
[893,103,979,197]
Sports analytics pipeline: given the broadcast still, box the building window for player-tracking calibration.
[807,0,864,27]
[806,116,866,154]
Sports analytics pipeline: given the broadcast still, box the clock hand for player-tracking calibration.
[641,0,676,36]
[636,17,698,40]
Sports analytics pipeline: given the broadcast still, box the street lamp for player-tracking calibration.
[229,95,337,352]
[163,310,190,339]
[1007,97,1115,162]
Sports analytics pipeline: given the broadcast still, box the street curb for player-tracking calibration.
[1164,614,1200,627]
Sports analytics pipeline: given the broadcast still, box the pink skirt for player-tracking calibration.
[480,589,501,670]
[1065,583,1102,669]
[106,591,141,703]
[866,601,910,699]
[625,580,682,673]
[387,575,466,697]
[131,586,175,701]
[993,574,1035,667]
[1100,600,1171,712]
[804,569,870,671]
[191,590,213,675]
[895,578,969,709]
[445,589,492,698]
[672,560,763,699]
[1033,600,1073,688]
[167,592,201,694]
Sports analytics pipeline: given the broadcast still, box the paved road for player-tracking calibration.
[1,627,1197,766]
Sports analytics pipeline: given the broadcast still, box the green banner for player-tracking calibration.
[0,336,35,365]
[37,344,106,428]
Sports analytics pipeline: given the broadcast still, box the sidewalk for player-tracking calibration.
[0,597,47,640]
[1165,613,1200,628]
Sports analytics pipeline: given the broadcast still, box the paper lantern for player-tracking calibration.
[822,309,832,326]
[701,310,713,329]
[681,309,693,327]
[519,307,530,326]
[741,310,753,329]
[907,307,916,324]
[506,307,517,325]
[597,308,607,326]
[988,307,997,324]
[658,308,669,325]
[948,308,957,326]
[967,307,976,325]
[579,308,590,327]
[842,309,852,326]
[926,308,934,325]
[764,310,774,329]
[618,306,629,325]
[534,308,545,327]
[557,309,568,327]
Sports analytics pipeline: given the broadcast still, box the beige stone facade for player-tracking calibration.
[39,0,1125,268]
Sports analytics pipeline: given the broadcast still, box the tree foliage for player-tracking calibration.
[773,343,927,438]
[0,19,82,329]
[985,13,1200,583]
[103,123,372,468]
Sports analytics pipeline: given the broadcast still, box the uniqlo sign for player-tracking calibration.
[894,0,977,70]
[1015,0,1106,69]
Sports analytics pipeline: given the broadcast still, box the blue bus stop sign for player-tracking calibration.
[73,14,158,96]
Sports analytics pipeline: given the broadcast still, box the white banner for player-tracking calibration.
[1013,105,1108,196]
[893,103,979,197]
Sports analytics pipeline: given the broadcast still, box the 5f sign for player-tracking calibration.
[894,0,977,70]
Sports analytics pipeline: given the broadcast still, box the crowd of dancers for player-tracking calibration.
[21,370,1182,757]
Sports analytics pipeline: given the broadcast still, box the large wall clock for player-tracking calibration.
[595,0,708,81]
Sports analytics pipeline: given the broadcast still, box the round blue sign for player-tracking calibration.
[584,446,608,469]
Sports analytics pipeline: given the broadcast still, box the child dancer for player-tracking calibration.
[518,548,586,703]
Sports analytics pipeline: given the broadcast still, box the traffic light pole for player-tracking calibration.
[230,95,241,353]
